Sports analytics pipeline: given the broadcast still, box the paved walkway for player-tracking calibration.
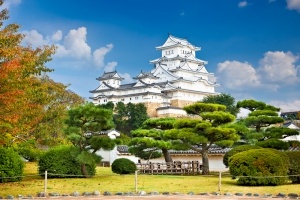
[41,195,287,200]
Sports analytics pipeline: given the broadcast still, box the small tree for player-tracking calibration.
[64,103,116,177]
[130,118,178,162]
[165,103,239,175]
[201,93,240,116]
[237,99,283,132]
[114,102,149,136]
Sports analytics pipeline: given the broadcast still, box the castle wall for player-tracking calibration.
[144,102,161,117]
[170,99,195,108]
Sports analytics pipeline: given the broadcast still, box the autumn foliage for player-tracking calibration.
[0,1,84,146]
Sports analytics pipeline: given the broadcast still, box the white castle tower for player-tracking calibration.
[90,35,219,117]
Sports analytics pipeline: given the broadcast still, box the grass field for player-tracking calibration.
[0,162,299,197]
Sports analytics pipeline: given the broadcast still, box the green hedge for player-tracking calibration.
[38,146,97,178]
[285,151,300,183]
[223,145,261,167]
[111,158,137,174]
[229,148,289,186]
[0,147,24,183]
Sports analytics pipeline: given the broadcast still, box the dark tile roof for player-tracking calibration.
[96,70,124,81]
[117,145,231,155]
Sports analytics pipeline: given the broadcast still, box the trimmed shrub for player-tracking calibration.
[285,151,300,183]
[256,138,289,150]
[0,147,25,183]
[223,145,261,167]
[229,148,289,186]
[38,146,97,178]
[111,158,137,174]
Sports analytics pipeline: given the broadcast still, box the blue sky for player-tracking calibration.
[4,0,300,112]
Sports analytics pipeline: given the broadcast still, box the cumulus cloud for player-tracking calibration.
[217,60,260,90]
[104,61,118,72]
[51,30,63,42]
[238,1,248,7]
[57,27,91,59]
[2,0,21,9]
[258,51,299,84]
[270,100,300,112]
[22,27,117,71]
[22,30,50,46]
[93,44,114,67]
[217,51,299,93]
[119,73,133,84]
[286,0,300,12]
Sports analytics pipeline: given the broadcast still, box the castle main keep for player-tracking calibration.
[90,35,219,117]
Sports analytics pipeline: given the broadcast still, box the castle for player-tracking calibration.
[90,35,219,117]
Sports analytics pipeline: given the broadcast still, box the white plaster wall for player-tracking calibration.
[96,147,119,166]
[157,108,187,116]
[119,154,228,172]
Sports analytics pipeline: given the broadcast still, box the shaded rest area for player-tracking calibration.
[136,161,202,175]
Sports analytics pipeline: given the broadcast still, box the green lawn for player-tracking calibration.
[0,162,299,197]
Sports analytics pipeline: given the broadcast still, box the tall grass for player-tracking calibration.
[0,162,299,196]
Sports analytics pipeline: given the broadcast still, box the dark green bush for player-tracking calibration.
[285,151,300,183]
[0,147,25,183]
[111,158,137,174]
[223,145,261,167]
[256,138,289,150]
[229,148,289,186]
[38,146,97,178]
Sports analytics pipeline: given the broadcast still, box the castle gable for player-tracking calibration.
[152,64,180,82]
[97,70,124,81]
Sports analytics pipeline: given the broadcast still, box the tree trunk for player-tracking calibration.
[162,148,173,162]
[81,163,88,177]
[201,144,210,175]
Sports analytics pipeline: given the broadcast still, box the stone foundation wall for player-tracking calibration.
[170,99,195,108]
[143,102,161,117]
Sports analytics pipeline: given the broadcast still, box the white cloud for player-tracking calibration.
[2,0,21,9]
[93,44,114,67]
[119,73,133,84]
[270,100,300,112]
[22,27,118,71]
[104,61,118,72]
[22,30,49,46]
[238,1,248,7]
[59,27,91,59]
[286,0,300,12]
[217,60,260,90]
[258,51,299,84]
[51,30,62,42]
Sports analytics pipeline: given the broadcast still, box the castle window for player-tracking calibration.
[135,96,138,100]
[121,98,124,101]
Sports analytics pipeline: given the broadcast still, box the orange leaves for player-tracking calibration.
[0,4,57,144]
